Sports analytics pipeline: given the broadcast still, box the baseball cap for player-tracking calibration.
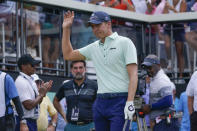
[88,11,111,25]
[31,74,43,82]
[17,54,40,68]
[141,54,160,67]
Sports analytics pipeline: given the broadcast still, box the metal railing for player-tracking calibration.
[0,0,197,78]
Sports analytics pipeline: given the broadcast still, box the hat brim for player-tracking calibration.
[141,61,153,67]
[87,20,102,25]
[32,60,41,65]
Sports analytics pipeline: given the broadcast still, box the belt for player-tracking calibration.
[25,118,37,122]
[97,93,128,99]
[70,120,93,126]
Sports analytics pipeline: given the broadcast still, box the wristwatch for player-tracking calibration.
[51,122,56,127]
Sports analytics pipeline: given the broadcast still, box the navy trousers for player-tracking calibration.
[93,96,130,131]
[190,111,197,131]
[15,116,37,131]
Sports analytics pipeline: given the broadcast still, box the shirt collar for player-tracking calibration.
[108,32,118,40]
[72,77,87,87]
[20,72,33,81]
[99,32,118,45]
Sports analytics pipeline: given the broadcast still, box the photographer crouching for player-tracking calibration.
[140,54,179,131]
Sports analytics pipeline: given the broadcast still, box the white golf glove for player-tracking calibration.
[124,101,135,120]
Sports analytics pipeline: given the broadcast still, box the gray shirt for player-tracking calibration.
[149,69,173,120]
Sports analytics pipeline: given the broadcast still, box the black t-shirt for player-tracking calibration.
[56,78,98,122]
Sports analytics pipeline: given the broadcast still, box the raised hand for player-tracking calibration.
[62,10,74,29]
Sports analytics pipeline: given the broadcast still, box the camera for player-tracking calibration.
[136,70,147,96]
[134,70,148,110]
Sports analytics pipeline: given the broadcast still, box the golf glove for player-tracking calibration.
[124,101,135,120]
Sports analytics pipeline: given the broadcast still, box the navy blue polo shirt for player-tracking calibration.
[56,78,98,122]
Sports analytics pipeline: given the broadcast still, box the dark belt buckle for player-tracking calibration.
[77,122,85,125]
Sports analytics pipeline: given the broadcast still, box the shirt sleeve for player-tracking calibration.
[78,42,96,60]
[56,85,66,101]
[5,74,18,99]
[15,78,32,102]
[46,96,57,117]
[123,38,138,65]
[159,86,173,97]
[186,72,197,97]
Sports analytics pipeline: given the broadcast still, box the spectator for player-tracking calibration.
[177,91,190,131]
[132,0,148,63]
[41,14,60,70]
[53,60,97,131]
[15,54,52,131]
[31,74,57,131]
[185,0,197,52]
[186,0,196,11]
[61,11,138,131]
[141,54,179,131]
[163,0,187,83]
[107,0,136,45]
[186,71,197,131]
[0,1,16,54]
[145,0,159,55]
[0,71,28,131]
[24,4,41,58]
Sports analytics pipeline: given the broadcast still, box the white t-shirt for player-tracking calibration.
[0,72,6,117]
[186,71,197,111]
[132,0,147,13]
[15,72,39,119]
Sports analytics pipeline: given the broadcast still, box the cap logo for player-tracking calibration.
[91,13,95,17]
[90,14,99,21]
[105,16,109,21]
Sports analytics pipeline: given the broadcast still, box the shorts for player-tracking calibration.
[164,24,185,42]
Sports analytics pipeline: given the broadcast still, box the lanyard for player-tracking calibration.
[73,83,85,95]
[20,73,37,98]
